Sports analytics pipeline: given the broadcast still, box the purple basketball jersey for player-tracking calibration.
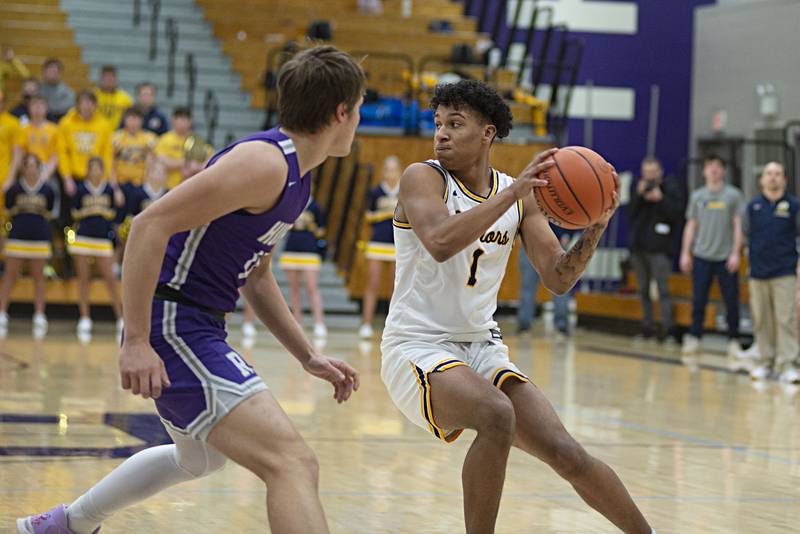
[158,128,310,312]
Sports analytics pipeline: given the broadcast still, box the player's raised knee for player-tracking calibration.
[474,390,516,440]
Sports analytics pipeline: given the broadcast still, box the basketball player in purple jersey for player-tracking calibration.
[18,46,364,534]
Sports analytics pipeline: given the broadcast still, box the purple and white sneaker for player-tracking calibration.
[16,504,100,534]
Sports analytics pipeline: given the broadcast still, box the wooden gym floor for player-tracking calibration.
[0,318,798,533]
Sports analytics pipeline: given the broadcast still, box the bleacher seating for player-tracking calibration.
[0,0,746,336]
[0,0,90,101]
[197,0,482,109]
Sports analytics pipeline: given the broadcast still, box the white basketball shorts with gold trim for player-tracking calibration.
[380,337,529,443]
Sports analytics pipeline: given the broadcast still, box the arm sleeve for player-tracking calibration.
[57,124,71,177]
[154,135,167,157]
[794,204,800,236]
[732,188,745,215]
[655,180,684,222]
[47,127,59,161]
[13,126,27,149]
[101,127,113,174]
[11,58,30,79]
[62,86,76,111]
[685,191,698,220]
[626,181,642,220]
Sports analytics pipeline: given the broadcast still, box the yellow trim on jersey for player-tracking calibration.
[452,169,498,203]
[516,198,524,234]
[392,218,412,229]
[410,359,467,443]
[491,368,530,389]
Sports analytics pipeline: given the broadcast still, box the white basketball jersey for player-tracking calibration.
[383,160,522,343]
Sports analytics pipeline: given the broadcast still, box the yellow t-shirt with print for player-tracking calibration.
[155,130,188,189]
[113,129,156,186]
[95,88,134,129]
[0,111,21,179]
[57,111,113,179]
[15,121,59,164]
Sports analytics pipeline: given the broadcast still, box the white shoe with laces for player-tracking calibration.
[727,340,743,359]
[77,317,93,336]
[779,367,800,384]
[740,343,761,360]
[749,365,770,381]
[313,323,327,338]
[681,335,699,355]
[32,313,48,337]
[116,318,124,334]
[358,323,373,339]
[242,321,257,338]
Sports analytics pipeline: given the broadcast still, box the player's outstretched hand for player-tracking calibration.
[511,147,558,199]
[119,341,171,400]
[594,167,621,227]
[303,354,360,404]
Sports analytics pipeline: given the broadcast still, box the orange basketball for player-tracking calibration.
[533,146,616,229]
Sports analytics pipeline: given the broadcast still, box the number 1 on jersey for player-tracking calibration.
[467,248,485,287]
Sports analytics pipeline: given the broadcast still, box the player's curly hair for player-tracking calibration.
[430,80,513,140]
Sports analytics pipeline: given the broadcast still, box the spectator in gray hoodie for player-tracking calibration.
[40,58,75,122]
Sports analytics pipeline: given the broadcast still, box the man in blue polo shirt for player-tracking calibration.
[742,161,800,383]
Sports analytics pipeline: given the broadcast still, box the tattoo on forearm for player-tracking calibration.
[554,224,605,287]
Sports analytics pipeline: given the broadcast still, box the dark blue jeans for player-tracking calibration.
[517,249,570,331]
[690,257,739,339]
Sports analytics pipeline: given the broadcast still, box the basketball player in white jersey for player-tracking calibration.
[382,80,654,533]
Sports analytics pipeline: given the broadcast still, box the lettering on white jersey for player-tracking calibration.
[384,161,522,342]
[479,230,510,246]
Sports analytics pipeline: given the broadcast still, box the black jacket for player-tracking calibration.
[627,177,684,255]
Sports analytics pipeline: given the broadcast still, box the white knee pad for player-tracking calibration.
[167,428,227,478]
[173,441,227,478]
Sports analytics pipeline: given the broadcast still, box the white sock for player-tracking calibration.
[66,430,226,534]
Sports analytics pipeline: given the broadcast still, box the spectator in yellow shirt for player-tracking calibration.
[58,90,113,195]
[8,96,59,183]
[155,107,193,189]
[0,46,30,92]
[113,107,155,193]
[0,90,21,182]
[94,65,133,129]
